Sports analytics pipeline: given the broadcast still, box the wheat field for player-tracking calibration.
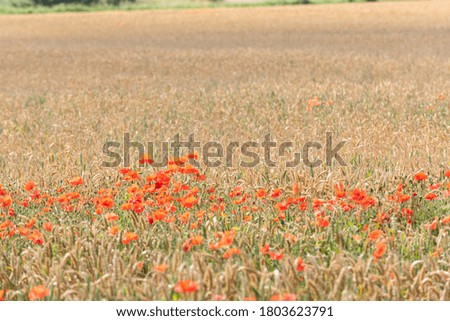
[0,0,449,301]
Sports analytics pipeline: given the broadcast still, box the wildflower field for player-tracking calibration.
[0,0,449,301]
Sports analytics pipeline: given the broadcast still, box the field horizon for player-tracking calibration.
[0,0,406,15]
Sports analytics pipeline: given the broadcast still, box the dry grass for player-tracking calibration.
[0,0,449,300]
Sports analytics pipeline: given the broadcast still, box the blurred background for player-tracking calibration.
[0,0,380,14]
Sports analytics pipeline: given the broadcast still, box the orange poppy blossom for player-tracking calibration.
[260,243,271,255]
[222,248,241,259]
[99,196,114,209]
[270,293,297,301]
[122,232,139,245]
[284,233,298,242]
[425,193,438,201]
[296,258,305,272]
[178,195,198,209]
[424,219,438,231]
[108,225,119,236]
[0,220,12,230]
[292,182,299,195]
[373,242,387,260]
[414,172,428,181]
[429,183,441,190]
[0,195,13,207]
[26,217,36,228]
[432,247,443,258]
[174,280,198,293]
[368,230,383,242]
[441,215,450,225]
[209,230,236,250]
[387,184,411,203]
[153,264,169,273]
[269,251,284,261]
[105,212,119,222]
[69,176,83,186]
[43,222,53,232]
[256,188,266,198]
[28,229,44,245]
[335,183,346,198]
[313,210,330,228]
[182,235,204,253]
[18,227,30,236]
[229,186,242,199]
[24,181,36,192]
[149,208,168,222]
[28,285,50,301]
[270,188,282,198]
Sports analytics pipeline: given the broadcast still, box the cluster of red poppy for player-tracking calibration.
[0,154,449,299]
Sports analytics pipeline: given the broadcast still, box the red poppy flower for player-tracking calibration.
[414,172,427,181]
[174,280,198,293]
[69,176,83,186]
[373,242,386,260]
[29,285,50,301]
[24,181,36,191]
[296,258,305,272]
[122,232,138,244]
